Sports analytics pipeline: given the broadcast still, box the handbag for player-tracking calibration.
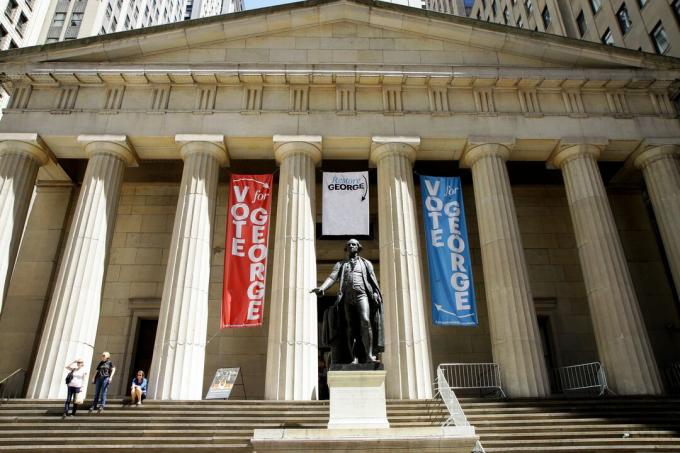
[74,389,85,405]
[65,371,74,385]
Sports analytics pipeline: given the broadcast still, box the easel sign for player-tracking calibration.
[206,367,241,400]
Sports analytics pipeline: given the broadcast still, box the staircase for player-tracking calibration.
[0,397,678,452]
[459,397,680,452]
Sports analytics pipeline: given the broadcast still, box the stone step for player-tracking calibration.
[1,436,255,446]
[0,444,250,452]
[484,447,680,452]
[479,430,680,440]
[482,438,680,447]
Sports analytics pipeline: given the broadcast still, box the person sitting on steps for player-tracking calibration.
[130,370,147,406]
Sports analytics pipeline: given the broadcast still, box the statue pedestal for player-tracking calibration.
[251,364,478,453]
[327,366,389,429]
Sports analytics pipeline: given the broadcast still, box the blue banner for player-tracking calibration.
[420,176,477,326]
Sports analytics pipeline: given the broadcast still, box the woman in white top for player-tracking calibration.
[63,359,87,418]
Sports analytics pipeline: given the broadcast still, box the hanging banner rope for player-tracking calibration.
[419,175,478,326]
[221,174,273,328]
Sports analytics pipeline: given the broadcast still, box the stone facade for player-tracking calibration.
[0,0,679,400]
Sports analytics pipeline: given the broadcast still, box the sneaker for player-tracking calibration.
[97,407,103,414]
[136,402,141,406]
[62,413,67,419]
[88,407,94,414]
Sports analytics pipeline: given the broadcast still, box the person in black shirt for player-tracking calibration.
[89,352,116,413]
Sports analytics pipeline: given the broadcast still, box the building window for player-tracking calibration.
[541,5,550,28]
[52,12,66,27]
[70,12,83,27]
[638,0,648,8]
[589,0,601,14]
[517,16,524,28]
[503,6,510,24]
[673,0,680,23]
[616,3,632,34]
[576,10,587,37]
[650,21,670,54]
[4,0,18,20]
[524,0,533,15]
[491,0,498,17]
[601,27,614,45]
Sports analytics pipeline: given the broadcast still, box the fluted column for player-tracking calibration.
[370,137,433,400]
[634,144,680,297]
[552,143,663,395]
[461,140,550,398]
[265,135,320,400]
[0,134,52,314]
[148,135,227,400]
[27,135,137,399]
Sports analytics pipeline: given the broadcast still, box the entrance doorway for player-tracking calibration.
[537,315,559,393]
[129,319,157,383]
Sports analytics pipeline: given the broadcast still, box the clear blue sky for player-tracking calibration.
[245,0,475,9]
[245,0,299,9]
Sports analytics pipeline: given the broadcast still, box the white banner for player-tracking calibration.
[322,171,369,236]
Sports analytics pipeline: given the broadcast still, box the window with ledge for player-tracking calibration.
[524,0,533,15]
[70,12,83,27]
[503,6,510,24]
[638,0,648,8]
[589,0,601,14]
[52,12,66,27]
[492,0,498,17]
[576,10,587,37]
[518,16,524,28]
[616,3,632,34]
[673,0,680,23]
[601,27,615,45]
[4,0,18,20]
[541,5,550,28]
[650,21,670,54]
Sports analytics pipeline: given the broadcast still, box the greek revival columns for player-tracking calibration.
[148,136,227,400]
[265,136,320,400]
[633,144,680,299]
[552,143,663,395]
[27,136,137,399]
[461,140,551,398]
[0,134,52,314]
[370,137,433,400]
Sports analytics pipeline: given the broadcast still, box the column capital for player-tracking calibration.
[460,137,514,168]
[369,136,420,166]
[77,135,139,167]
[549,138,607,169]
[0,133,54,166]
[631,142,680,170]
[273,135,322,165]
[175,134,229,166]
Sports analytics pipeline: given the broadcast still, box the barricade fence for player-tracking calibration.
[436,363,506,398]
[554,362,610,396]
[434,365,485,453]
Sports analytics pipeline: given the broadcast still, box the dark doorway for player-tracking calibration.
[317,295,335,400]
[130,319,157,384]
[537,315,560,393]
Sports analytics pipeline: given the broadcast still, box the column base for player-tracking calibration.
[251,427,478,452]
[327,368,389,429]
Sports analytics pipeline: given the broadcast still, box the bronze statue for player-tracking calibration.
[311,239,384,365]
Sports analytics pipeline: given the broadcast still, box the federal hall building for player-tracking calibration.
[0,0,679,402]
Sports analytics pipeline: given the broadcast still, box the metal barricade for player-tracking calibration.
[435,365,485,453]
[555,362,610,396]
[437,363,507,398]
[0,369,26,400]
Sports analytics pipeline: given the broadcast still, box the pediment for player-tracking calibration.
[2,0,679,73]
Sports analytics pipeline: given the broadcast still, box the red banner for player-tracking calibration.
[221,174,273,328]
